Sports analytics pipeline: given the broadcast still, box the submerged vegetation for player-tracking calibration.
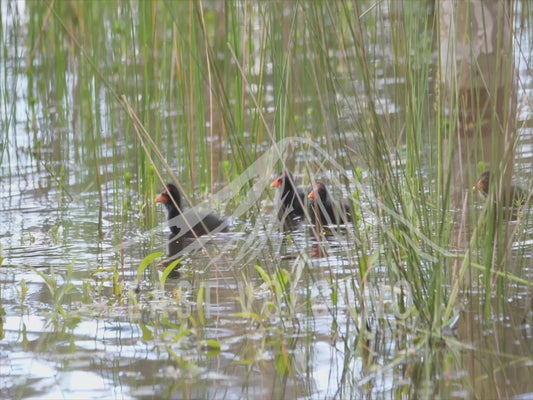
[0,0,532,398]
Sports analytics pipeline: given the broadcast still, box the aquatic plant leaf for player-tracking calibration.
[136,252,163,284]
[236,312,262,323]
[197,284,206,326]
[202,339,221,350]
[254,265,271,284]
[161,258,183,287]
[140,323,153,341]
[276,269,290,291]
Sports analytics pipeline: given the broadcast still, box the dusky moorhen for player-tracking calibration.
[474,171,530,207]
[270,171,308,222]
[156,183,228,248]
[308,182,352,225]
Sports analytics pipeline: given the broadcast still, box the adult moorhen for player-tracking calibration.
[474,171,531,207]
[308,182,352,225]
[156,183,228,256]
[270,171,308,224]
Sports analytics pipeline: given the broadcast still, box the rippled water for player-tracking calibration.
[1,1,533,399]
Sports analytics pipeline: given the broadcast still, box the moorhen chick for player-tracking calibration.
[308,182,352,225]
[270,171,308,223]
[156,183,228,256]
[474,171,531,207]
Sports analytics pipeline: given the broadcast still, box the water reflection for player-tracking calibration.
[0,1,532,399]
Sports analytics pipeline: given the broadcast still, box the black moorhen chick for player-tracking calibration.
[474,171,530,207]
[156,183,228,239]
[270,171,308,223]
[308,182,352,225]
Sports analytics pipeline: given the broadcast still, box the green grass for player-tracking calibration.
[1,0,532,398]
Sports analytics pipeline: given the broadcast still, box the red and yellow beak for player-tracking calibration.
[473,180,486,193]
[156,193,168,203]
[308,190,316,200]
[270,177,283,188]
